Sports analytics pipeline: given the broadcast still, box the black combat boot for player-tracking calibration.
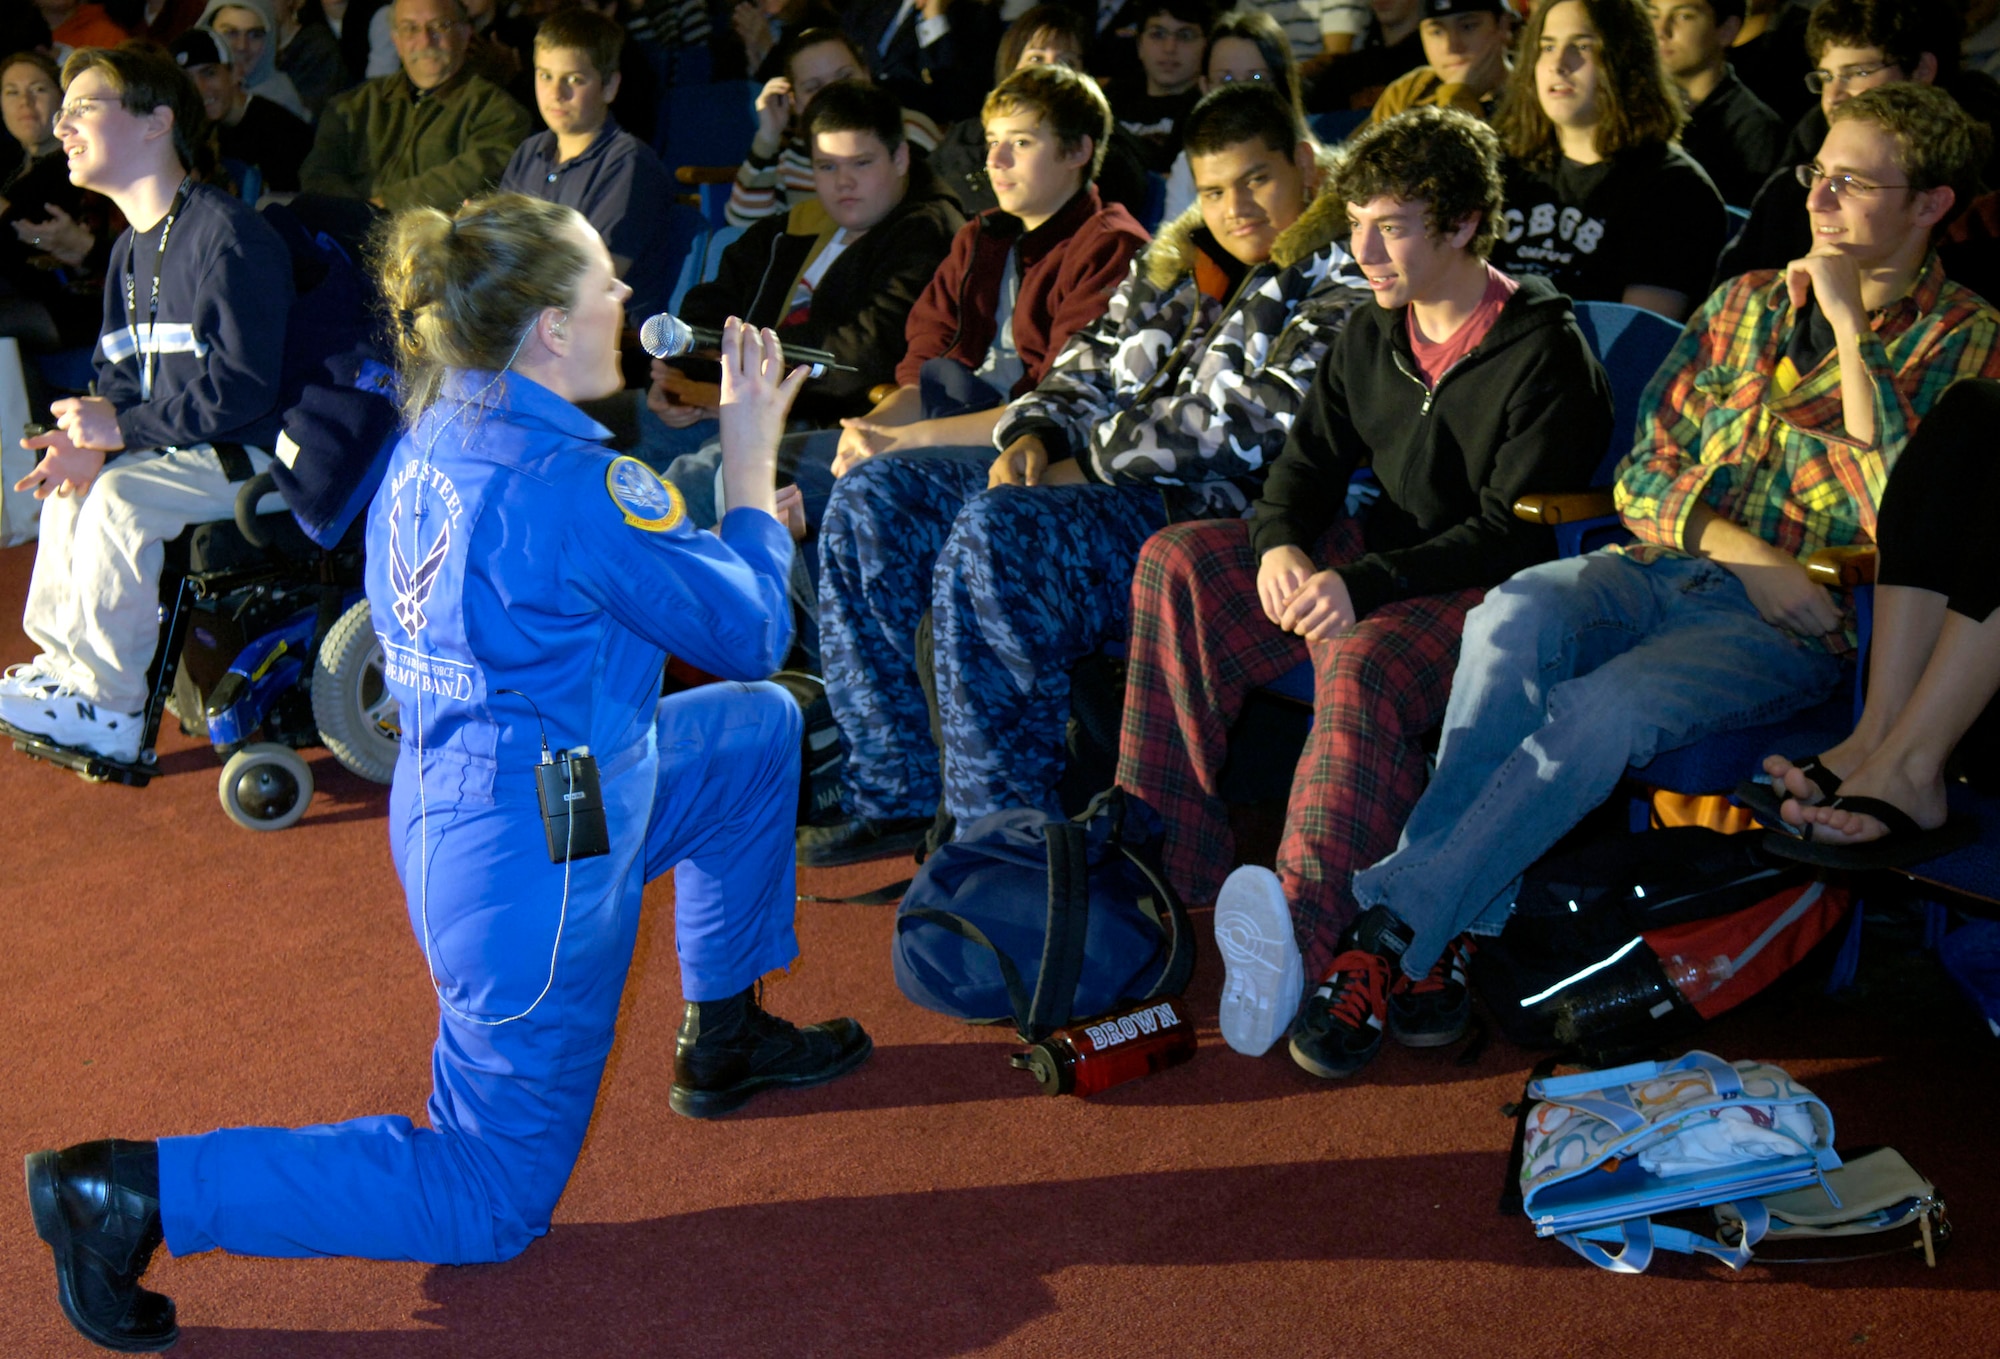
[670,984,872,1119]
[24,1139,178,1352]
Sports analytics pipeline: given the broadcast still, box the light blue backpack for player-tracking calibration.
[1514,1050,1842,1273]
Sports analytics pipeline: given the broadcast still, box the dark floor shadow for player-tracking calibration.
[164,1149,2000,1359]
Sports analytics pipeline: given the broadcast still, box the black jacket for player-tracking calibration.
[1250,273,1614,620]
[680,160,966,419]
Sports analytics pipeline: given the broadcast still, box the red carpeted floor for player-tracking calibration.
[0,537,1995,1359]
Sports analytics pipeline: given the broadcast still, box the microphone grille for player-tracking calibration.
[638,312,690,358]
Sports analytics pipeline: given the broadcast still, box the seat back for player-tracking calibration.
[668,224,747,313]
[1571,300,1683,486]
[659,79,758,177]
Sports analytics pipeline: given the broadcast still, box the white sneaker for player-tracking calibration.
[0,658,65,699]
[1214,865,1304,1056]
[0,687,143,762]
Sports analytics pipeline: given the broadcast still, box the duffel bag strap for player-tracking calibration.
[900,906,1035,1030]
[1565,1200,1768,1274]
[1022,820,1092,1043]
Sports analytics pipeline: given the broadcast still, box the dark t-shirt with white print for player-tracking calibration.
[1491,141,1728,307]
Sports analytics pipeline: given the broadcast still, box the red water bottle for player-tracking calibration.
[1011,996,1197,1096]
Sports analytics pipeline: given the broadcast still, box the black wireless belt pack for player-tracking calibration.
[535,749,610,863]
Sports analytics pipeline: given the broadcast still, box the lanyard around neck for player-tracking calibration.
[125,176,193,403]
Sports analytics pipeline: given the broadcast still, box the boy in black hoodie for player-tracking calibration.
[1114,106,1613,1071]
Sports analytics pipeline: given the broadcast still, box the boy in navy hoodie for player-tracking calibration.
[2,43,294,763]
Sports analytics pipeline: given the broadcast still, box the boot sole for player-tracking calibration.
[669,1032,874,1119]
[23,1152,180,1353]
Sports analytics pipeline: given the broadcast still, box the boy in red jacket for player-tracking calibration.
[825,62,1150,474]
[774,61,1149,670]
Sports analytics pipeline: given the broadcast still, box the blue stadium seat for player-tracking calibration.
[1309,109,1368,144]
[659,80,758,179]
[667,224,747,313]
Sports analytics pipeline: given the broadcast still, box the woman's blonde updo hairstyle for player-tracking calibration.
[375,192,594,424]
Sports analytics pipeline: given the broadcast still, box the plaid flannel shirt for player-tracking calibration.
[1613,254,2000,654]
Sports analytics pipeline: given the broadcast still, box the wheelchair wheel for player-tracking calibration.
[219,743,315,831]
[313,600,400,784]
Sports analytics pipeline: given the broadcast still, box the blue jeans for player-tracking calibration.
[1350,550,1846,980]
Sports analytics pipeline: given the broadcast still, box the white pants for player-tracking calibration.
[23,445,274,713]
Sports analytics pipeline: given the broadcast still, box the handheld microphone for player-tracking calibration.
[638,312,856,377]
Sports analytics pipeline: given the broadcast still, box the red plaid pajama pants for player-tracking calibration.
[1115,517,1482,983]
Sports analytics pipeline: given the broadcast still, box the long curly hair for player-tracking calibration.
[1491,0,1685,172]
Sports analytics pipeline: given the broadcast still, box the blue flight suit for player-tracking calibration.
[156,371,802,1264]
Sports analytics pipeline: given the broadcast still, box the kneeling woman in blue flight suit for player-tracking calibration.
[22,193,870,1354]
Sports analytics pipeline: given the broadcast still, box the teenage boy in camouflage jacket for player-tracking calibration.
[804,84,1371,866]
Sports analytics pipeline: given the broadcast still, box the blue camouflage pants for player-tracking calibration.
[819,452,1167,824]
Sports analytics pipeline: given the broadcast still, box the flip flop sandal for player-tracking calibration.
[1734,755,1845,835]
[1760,794,1978,872]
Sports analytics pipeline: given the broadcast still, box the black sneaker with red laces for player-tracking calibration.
[1287,949,1392,1079]
[1388,935,1475,1048]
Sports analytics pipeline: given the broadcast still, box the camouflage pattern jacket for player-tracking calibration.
[992,178,1370,519]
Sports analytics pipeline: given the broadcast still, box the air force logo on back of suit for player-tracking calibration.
[389,513,451,633]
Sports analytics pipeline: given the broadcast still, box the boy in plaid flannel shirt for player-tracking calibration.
[1307,83,2000,1079]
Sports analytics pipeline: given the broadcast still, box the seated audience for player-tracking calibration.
[1654,0,1785,205]
[842,0,999,125]
[1114,106,1612,1063]
[1314,84,2000,1080]
[1369,0,1515,125]
[2,51,113,362]
[1111,0,1210,174]
[716,0,840,83]
[458,0,521,88]
[499,6,674,321]
[1969,0,2000,84]
[173,27,315,193]
[1747,378,2000,867]
[725,27,940,227]
[1268,0,1372,64]
[1159,7,1314,223]
[804,85,1370,866]
[135,0,211,46]
[1487,0,1726,320]
[41,0,132,57]
[1728,0,1815,126]
[644,81,963,469]
[273,0,352,118]
[818,65,1146,482]
[199,0,311,120]
[926,5,1152,222]
[0,44,293,761]
[301,0,531,212]
[1717,0,2000,285]
[1309,0,1424,112]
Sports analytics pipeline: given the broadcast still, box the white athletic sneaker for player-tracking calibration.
[1214,865,1304,1057]
[0,658,65,699]
[0,687,143,762]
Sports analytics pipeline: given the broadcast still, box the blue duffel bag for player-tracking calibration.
[892,788,1195,1041]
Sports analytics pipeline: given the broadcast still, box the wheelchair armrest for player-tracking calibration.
[1807,544,1878,589]
[235,470,279,548]
[675,165,738,185]
[1513,489,1616,525]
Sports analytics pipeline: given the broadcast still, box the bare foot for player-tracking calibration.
[1778,754,1949,845]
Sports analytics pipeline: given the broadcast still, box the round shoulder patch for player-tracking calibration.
[605,455,686,533]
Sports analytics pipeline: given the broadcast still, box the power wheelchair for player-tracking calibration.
[4,459,399,830]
